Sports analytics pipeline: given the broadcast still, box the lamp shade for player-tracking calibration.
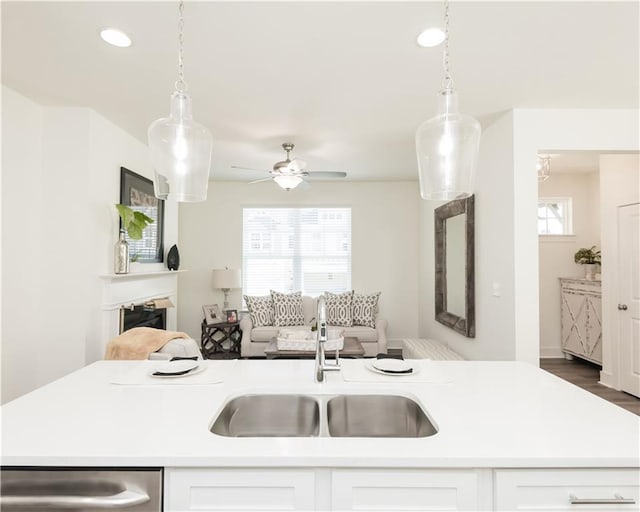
[211,268,241,289]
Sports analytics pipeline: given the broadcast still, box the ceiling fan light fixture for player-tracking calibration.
[274,175,303,191]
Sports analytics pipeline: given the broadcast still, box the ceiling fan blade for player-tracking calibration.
[248,177,274,184]
[232,165,271,173]
[288,159,307,172]
[305,171,347,179]
[297,180,312,190]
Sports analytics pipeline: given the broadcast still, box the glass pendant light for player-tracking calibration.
[148,0,212,202]
[415,0,481,201]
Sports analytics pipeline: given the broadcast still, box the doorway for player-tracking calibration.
[537,151,640,406]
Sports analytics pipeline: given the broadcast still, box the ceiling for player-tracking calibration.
[2,1,638,182]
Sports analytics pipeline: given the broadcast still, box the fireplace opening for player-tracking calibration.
[120,305,167,334]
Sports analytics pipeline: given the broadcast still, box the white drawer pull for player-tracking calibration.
[569,493,636,505]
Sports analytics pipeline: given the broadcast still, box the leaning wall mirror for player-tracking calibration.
[434,194,475,337]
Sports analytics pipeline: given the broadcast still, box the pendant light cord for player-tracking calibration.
[442,0,454,91]
[175,0,187,93]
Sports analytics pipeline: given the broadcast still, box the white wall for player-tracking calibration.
[512,109,639,368]
[419,111,517,361]
[417,108,638,365]
[599,154,640,388]
[1,85,178,403]
[1,86,45,402]
[85,110,179,363]
[538,172,601,358]
[177,181,420,342]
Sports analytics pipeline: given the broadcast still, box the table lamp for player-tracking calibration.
[212,267,241,311]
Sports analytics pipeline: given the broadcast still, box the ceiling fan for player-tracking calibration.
[232,143,347,190]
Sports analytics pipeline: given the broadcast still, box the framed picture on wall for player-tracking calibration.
[203,304,223,325]
[120,167,165,263]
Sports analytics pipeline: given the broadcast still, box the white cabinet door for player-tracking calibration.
[560,279,602,364]
[494,469,640,511]
[331,469,485,511]
[165,468,316,511]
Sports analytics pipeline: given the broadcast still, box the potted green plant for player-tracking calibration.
[115,204,154,240]
[113,204,154,274]
[574,246,601,280]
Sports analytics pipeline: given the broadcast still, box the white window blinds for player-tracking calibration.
[242,207,352,297]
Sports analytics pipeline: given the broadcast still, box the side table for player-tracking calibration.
[200,320,242,359]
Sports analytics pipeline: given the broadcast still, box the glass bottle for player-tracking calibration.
[114,229,130,274]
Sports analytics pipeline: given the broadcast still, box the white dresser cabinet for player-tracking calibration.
[560,278,602,364]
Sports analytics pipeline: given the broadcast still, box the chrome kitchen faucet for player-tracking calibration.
[314,296,341,382]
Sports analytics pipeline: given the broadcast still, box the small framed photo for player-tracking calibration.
[203,304,223,325]
[226,309,238,323]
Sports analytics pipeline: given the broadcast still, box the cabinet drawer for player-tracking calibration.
[331,469,484,511]
[165,468,315,511]
[494,469,639,511]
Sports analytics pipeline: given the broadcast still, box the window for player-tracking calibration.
[538,197,573,235]
[243,207,352,297]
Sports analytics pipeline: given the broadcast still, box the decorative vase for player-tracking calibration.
[583,263,596,280]
[167,244,180,271]
[114,229,130,274]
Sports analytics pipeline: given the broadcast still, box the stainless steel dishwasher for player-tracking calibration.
[0,468,162,511]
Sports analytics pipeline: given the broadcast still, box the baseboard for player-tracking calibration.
[540,346,564,359]
[598,370,618,390]
[386,338,404,349]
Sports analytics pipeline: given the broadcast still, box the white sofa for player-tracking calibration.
[240,295,388,358]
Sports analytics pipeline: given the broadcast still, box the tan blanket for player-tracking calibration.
[104,327,190,360]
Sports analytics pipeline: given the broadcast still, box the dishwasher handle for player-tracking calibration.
[0,489,150,509]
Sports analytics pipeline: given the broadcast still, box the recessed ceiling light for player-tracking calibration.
[100,28,132,48]
[417,28,445,48]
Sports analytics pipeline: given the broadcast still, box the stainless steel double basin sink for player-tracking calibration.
[211,394,437,438]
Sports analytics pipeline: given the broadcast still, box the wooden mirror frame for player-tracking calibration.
[434,194,475,338]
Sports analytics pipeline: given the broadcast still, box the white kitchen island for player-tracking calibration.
[2,359,639,511]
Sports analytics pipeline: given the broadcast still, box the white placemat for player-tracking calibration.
[110,360,236,385]
[340,359,451,384]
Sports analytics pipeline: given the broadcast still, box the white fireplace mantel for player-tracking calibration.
[98,269,184,357]
[99,269,187,280]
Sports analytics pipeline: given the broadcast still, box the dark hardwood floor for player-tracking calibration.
[540,358,640,415]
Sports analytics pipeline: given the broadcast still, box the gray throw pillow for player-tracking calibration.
[325,291,354,327]
[270,290,305,327]
[244,295,274,327]
[352,292,381,328]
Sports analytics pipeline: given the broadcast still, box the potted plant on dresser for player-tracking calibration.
[574,246,601,280]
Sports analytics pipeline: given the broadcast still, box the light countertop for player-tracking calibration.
[1,360,638,468]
